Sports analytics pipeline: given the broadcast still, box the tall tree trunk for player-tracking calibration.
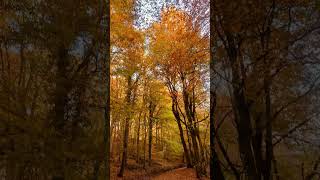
[155,121,158,149]
[118,120,123,162]
[264,77,273,180]
[92,159,101,180]
[196,128,204,159]
[262,11,274,179]
[190,129,200,164]
[233,75,258,180]
[181,87,202,175]
[110,120,115,160]
[186,128,194,164]
[160,122,163,149]
[118,116,130,177]
[148,101,155,166]
[172,101,192,168]
[143,112,147,168]
[196,127,207,176]
[210,1,226,177]
[190,128,202,177]
[253,114,263,180]
[118,76,132,177]
[209,89,226,180]
[52,46,70,180]
[227,35,258,180]
[104,0,110,178]
[212,149,225,180]
[136,112,141,163]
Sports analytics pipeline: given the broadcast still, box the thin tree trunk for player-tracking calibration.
[253,114,263,180]
[118,115,130,177]
[143,112,147,168]
[160,122,163,150]
[186,127,194,164]
[104,0,111,178]
[212,149,225,180]
[136,112,141,163]
[229,45,258,180]
[264,78,273,180]
[148,101,155,166]
[209,91,226,180]
[155,121,158,149]
[118,76,132,177]
[92,159,101,180]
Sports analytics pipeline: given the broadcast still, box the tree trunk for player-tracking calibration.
[186,128,194,164]
[181,86,203,176]
[155,121,158,149]
[233,78,258,180]
[136,112,141,163]
[212,149,225,180]
[104,0,111,179]
[227,37,258,180]
[264,77,273,180]
[92,159,101,180]
[172,101,192,168]
[52,46,70,180]
[143,112,147,168]
[160,122,163,150]
[118,116,130,177]
[209,89,226,180]
[148,101,155,166]
[253,115,263,180]
[118,76,132,177]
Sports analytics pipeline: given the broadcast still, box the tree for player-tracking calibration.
[210,0,320,179]
[111,0,145,177]
[149,6,209,177]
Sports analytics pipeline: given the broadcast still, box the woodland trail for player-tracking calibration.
[152,167,200,180]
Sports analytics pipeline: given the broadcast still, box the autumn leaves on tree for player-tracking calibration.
[110,0,210,178]
[150,7,209,175]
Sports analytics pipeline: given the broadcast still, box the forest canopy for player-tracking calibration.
[110,0,210,178]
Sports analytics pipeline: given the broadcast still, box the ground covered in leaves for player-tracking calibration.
[111,158,209,180]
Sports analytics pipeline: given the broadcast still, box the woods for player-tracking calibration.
[210,0,320,179]
[110,0,210,178]
[1,0,110,179]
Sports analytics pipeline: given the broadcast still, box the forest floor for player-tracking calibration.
[111,157,209,180]
[153,167,207,180]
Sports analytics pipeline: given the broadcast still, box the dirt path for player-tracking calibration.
[152,167,199,180]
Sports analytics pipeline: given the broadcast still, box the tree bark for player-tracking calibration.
[264,76,273,180]
[104,0,111,179]
[148,101,155,166]
[136,112,141,163]
[118,76,132,177]
[143,112,147,168]
[172,101,192,168]
[227,33,258,180]
[52,46,70,180]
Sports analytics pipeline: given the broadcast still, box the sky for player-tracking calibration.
[134,0,179,29]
